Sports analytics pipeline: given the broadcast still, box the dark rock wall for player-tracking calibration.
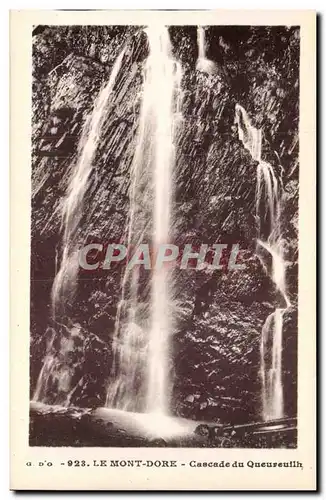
[31,25,299,424]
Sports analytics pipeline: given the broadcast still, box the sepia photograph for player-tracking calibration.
[10,9,316,491]
[30,22,299,449]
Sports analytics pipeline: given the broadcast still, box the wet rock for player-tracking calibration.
[88,312,115,341]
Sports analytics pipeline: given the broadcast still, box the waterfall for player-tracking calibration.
[52,47,126,312]
[235,103,291,421]
[33,48,125,403]
[32,329,57,402]
[146,27,181,414]
[106,26,182,415]
[196,26,216,74]
[197,26,206,60]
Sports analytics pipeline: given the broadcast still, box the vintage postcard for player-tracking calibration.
[10,9,316,490]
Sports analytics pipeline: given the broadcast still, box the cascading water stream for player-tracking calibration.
[235,103,291,421]
[196,26,216,74]
[106,26,182,416]
[146,28,182,415]
[52,47,126,312]
[197,26,206,61]
[33,49,126,403]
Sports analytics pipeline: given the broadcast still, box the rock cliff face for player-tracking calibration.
[31,25,299,425]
